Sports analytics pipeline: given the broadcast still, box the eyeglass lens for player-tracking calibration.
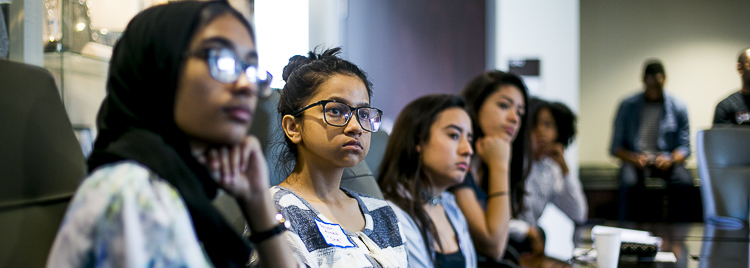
[324,102,381,132]
[207,48,273,98]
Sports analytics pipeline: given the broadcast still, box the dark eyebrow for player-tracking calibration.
[446,124,473,140]
[200,37,234,50]
[445,124,464,133]
[500,96,515,104]
[245,50,259,61]
[329,97,370,108]
[199,37,258,61]
[500,96,525,110]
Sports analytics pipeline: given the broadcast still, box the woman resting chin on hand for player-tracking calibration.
[47,2,298,267]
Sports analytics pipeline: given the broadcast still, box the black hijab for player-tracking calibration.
[87,1,252,267]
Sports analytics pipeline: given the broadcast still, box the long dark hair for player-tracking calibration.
[461,70,531,217]
[378,94,467,254]
[276,47,373,175]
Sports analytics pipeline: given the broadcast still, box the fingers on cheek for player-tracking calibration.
[232,145,241,174]
[208,149,221,181]
[221,147,232,183]
[240,141,248,171]
[195,154,206,165]
[208,149,218,169]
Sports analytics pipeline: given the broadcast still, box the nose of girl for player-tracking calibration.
[232,72,258,97]
[344,114,363,136]
[507,109,519,125]
[459,138,473,156]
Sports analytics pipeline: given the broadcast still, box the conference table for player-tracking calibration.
[572,221,749,267]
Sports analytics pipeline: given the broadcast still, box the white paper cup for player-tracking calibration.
[594,231,622,268]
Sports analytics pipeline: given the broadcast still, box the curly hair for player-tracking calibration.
[528,97,577,148]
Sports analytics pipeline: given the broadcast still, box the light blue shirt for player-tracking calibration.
[388,192,477,268]
[610,91,691,157]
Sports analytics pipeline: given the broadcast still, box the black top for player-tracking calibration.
[713,91,750,125]
[449,173,522,267]
[435,250,466,268]
[450,173,488,209]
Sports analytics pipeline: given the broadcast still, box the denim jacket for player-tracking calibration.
[388,192,477,268]
[609,91,691,158]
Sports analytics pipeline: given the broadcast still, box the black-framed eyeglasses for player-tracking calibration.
[187,47,274,98]
[292,100,383,132]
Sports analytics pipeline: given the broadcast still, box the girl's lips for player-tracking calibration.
[456,162,468,171]
[343,140,363,150]
[504,126,516,136]
[225,106,252,123]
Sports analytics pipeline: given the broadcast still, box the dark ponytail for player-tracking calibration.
[276,47,373,176]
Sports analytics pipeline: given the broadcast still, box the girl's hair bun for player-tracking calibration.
[281,47,343,82]
[281,55,312,82]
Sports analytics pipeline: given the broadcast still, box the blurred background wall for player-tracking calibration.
[342,0,486,131]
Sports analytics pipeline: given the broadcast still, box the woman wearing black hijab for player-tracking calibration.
[47,1,297,267]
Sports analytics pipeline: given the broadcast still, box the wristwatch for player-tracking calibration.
[248,213,288,244]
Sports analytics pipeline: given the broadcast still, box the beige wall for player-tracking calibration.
[580,0,750,168]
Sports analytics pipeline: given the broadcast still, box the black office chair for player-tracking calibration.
[0,60,86,268]
[340,129,388,200]
[696,127,750,223]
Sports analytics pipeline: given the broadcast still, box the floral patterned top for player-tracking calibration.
[47,161,213,268]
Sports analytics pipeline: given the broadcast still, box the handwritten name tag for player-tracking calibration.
[314,218,356,248]
[736,111,750,124]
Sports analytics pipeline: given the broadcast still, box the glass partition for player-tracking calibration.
[39,0,167,149]
[5,0,263,152]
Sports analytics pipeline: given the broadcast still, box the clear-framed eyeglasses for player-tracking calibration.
[292,100,383,132]
[187,47,274,98]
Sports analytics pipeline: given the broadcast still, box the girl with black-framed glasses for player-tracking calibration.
[271,47,408,268]
[47,2,297,267]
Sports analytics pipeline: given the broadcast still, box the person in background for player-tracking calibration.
[508,97,587,268]
[273,47,409,268]
[379,94,477,268]
[46,2,298,267]
[610,59,692,222]
[450,70,532,267]
[713,47,750,125]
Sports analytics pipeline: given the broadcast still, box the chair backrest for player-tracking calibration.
[697,127,750,222]
[341,129,388,199]
[0,60,86,268]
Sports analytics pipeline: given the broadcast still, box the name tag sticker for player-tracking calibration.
[314,218,356,248]
[736,110,750,124]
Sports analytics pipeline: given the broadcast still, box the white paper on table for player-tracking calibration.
[652,252,678,262]
[537,204,575,260]
[573,248,676,263]
[591,226,663,246]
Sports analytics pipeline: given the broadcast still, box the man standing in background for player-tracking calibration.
[713,48,750,125]
[610,59,693,222]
